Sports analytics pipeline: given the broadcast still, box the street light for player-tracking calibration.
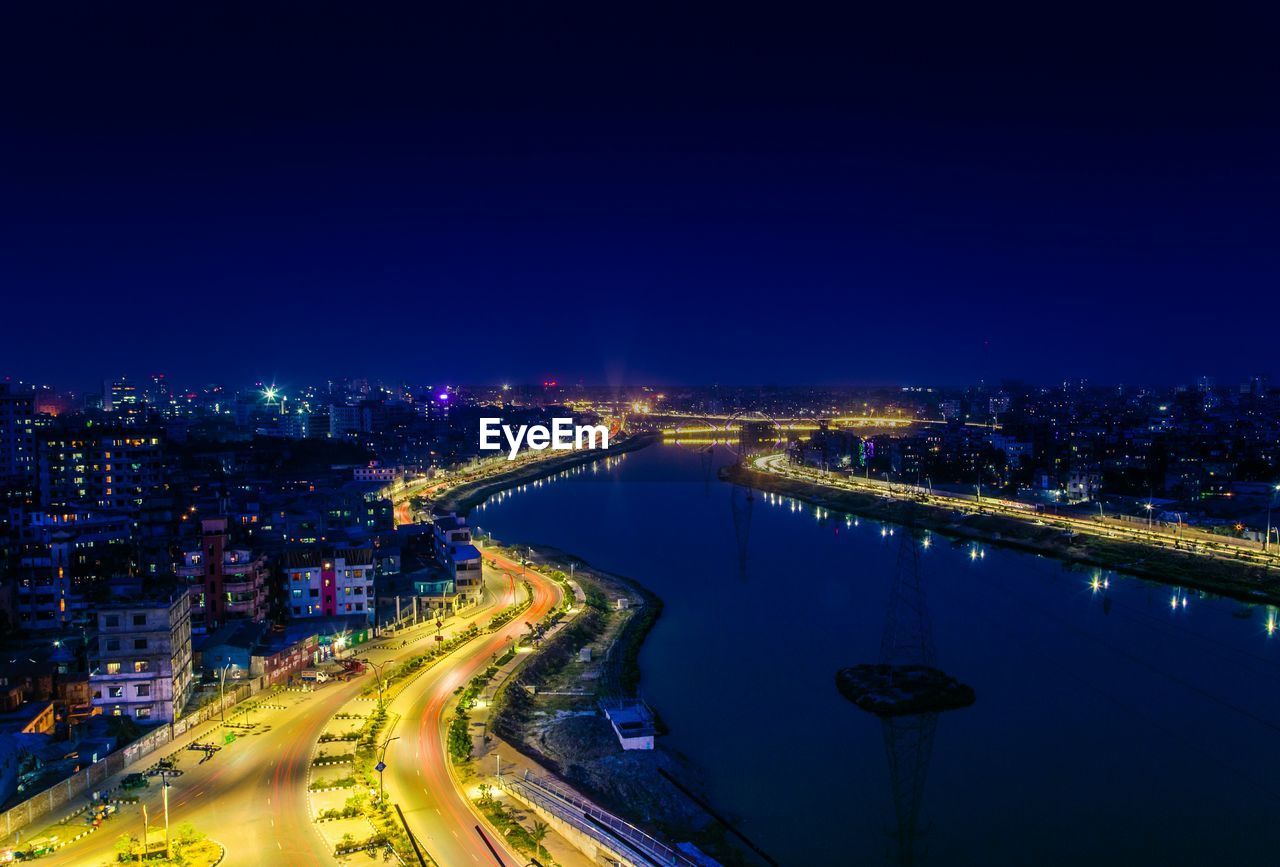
[161,772,172,858]
[1144,501,1154,529]
[364,658,388,709]
[377,736,400,804]
[1266,483,1280,553]
[219,663,234,725]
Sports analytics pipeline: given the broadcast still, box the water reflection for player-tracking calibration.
[473,444,1280,865]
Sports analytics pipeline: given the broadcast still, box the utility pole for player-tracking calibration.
[219,663,231,725]
[365,658,388,709]
[377,736,399,804]
[1266,484,1280,553]
[162,775,171,858]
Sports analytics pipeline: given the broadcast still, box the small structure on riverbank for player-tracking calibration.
[600,699,656,750]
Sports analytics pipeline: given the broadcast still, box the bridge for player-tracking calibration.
[647,410,998,443]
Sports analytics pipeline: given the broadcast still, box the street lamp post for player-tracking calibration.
[162,774,171,858]
[377,736,400,804]
[1265,484,1280,553]
[219,663,232,725]
[365,658,388,709]
[1268,506,1273,553]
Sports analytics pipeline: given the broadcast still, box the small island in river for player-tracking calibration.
[837,664,976,716]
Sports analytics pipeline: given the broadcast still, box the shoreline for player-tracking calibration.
[723,462,1280,607]
[424,449,753,864]
[436,431,659,514]
[480,541,752,865]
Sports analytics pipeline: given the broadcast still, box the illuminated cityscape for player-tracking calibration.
[3,6,1280,867]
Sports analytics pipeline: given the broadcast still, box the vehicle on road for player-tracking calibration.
[13,837,56,859]
[300,668,330,683]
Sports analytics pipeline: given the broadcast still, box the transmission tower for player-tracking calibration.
[698,444,714,494]
[879,511,938,865]
[881,711,938,866]
[729,484,754,579]
[879,514,936,669]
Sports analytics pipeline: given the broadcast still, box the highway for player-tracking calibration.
[24,569,530,867]
[32,668,364,866]
[753,453,1280,572]
[381,546,562,867]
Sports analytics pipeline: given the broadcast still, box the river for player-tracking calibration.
[471,444,1280,866]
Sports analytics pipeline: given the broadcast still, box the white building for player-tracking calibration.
[601,700,656,751]
[432,513,482,606]
[89,589,193,723]
[353,463,400,483]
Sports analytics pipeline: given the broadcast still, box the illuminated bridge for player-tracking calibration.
[650,411,997,444]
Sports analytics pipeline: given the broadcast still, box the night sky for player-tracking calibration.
[4,4,1280,389]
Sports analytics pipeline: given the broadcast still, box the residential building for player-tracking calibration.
[0,383,36,480]
[353,463,399,483]
[177,518,270,634]
[432,512,483,606]
[89,588,193,722]
[37,425,165,513]
[282,547,375,622]
[12,508,133,630]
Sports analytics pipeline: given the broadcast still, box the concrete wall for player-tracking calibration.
[0,679,263,840]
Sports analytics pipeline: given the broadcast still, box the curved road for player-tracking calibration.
[32,574,521,867]
[37,665,370,865]
[383,547,561,867]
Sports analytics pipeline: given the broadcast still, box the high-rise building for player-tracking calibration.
[103,377,143,424]
[329,404,360,439]
[0,382,36,480]
[37,425,166,513]
[176,517,270,634]
[13,508,133,631]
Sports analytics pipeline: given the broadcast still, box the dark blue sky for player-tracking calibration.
[4,4,1280,389]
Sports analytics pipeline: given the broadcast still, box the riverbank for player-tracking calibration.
[724,461,1280,607]
[436,432,658,514]
[420,444,753,864]
[482,542,755,866]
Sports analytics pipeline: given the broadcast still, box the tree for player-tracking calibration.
[173,821,203,845]
[529,819,549,859]
[114,832,138,862]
